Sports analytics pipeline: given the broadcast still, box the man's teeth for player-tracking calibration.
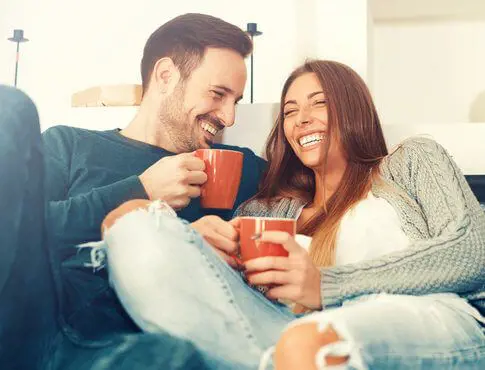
[201,122,218,135]
[299,133,325,147]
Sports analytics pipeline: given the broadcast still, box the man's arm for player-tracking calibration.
[47,177,147,246]
[43,126,208,246]
[43,126,148,246]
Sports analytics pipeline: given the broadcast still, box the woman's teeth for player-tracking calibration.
[201,122,218,135]
[299,133,324,147]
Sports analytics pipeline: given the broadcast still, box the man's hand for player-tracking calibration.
[139,153,207,209]
[191,216,242,269]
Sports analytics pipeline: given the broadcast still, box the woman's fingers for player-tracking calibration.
[247,270,292,286]
[244,256,291,273]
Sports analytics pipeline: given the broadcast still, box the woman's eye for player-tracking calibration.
[283,110,297,117]
[314,100,327,106]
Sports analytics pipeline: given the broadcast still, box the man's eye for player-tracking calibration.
[211,90,224,99]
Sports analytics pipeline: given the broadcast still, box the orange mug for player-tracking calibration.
[195,149,244,209]
[239,217,296,264]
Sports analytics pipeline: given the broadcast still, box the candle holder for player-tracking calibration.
[8,29,29,87]
[246,23,262,104]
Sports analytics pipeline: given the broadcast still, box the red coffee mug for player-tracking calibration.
[239,217,296,263]
[195,149,244,209]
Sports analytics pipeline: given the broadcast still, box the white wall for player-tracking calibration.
[3,1,485,173]
[0,0,300,130]
[316,0,372,83]
[372,20,485,125]
[5,0,484,163]
[225,103,485,175]
[0,0,375,131]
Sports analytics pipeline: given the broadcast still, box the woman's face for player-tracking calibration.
[283,72,345,170]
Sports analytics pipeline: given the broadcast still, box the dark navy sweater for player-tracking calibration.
[43,125,266,251]
[41,125,266,338]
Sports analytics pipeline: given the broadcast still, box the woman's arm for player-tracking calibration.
[320,137,485,308]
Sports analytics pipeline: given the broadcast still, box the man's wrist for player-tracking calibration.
[138,174,153,200]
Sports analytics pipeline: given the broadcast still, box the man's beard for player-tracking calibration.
[158,86,199,152]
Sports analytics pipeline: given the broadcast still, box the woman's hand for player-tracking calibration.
[191,216,243,269]
[244,231,322,310]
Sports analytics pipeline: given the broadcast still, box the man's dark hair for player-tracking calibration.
[141,13,253,94]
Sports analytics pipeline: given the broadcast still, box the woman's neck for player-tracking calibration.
[311,163,347,208]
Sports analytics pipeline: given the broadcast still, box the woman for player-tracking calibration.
[101,60,485,369]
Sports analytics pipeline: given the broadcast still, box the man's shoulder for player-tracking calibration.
[42,125,118,148]
[43,125,114,140]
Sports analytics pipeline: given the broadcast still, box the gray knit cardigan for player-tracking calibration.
[236,137,485,316]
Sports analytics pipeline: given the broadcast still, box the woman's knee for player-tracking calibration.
[102,199,152,235]
[104,201,190,280]
[274,322,349,370]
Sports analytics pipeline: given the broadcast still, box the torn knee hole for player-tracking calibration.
[315,325,350,368]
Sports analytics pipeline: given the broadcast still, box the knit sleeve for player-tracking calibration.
[319,137,485,308]
[233,199,271,218]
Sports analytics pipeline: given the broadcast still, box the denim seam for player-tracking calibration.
[370,344,485,362]
[185,224,262,354]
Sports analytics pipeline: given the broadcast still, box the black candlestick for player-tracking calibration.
[246,23,262,104]
[8,29,29,87]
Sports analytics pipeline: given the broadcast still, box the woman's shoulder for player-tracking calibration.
[234,198,272,217]
[234,197,304,219]
[385,136,452,168]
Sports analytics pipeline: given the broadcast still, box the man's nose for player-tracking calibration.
[217,102,236,127]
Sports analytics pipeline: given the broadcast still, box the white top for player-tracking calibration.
[295,192,410,265]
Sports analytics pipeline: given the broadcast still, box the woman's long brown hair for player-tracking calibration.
[254,60,388,276]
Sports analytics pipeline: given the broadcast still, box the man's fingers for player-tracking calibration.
[186,170,207,185]
[187,185,202,199]
[204,231,238,255]
[229,217,241,229]
[210,217,239,242]
[181,155,206,171]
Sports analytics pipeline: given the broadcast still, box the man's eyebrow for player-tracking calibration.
[212,85,243,102]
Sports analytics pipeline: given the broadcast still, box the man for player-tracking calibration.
[1,13,265,369]
[0,85,208,370]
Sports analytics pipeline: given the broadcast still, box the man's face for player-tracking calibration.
[159,48,247,152]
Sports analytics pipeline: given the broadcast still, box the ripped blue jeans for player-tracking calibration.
[98,204,485,369]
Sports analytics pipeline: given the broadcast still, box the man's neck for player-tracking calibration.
[121,104,172,150]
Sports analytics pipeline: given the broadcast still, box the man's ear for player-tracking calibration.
[152,57,181,95]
